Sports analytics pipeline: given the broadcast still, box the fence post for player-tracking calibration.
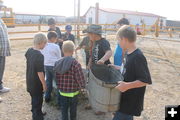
[155,18,159,37]
[38,24,41,31]
[168,28,173,38]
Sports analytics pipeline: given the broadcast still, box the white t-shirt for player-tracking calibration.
[41,43,61,66]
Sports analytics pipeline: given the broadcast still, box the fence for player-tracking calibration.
[7,23,180,41]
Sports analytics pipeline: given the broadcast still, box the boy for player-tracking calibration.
[84,24,112,66]
[62,25,75,43]
[41,31,61,102]
[25,33,47,120]
[114,18,130,67]
[54,41,85,120]
[48,18,63,48]
[112,25,152,120]
[75,30,90,67]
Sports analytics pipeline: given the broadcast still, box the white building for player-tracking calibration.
[15,13,66,24]
[84,7,166,26]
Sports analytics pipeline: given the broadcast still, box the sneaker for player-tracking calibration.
[0,87,10,93]
[0,97,2,103]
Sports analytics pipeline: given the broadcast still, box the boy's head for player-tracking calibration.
[62,40,75,56]
[117,18,130,27]
[47,31,58,43]
[85,24,102,41]
[48,18,56,30]
[116,25,136,50]
[65,25,72,33]
[34,32,47,49]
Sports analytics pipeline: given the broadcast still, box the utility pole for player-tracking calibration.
[77,0,80,40]
[95,2,99,24]
[74,0,77,37]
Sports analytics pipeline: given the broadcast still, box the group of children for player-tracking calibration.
[25,18,152,120]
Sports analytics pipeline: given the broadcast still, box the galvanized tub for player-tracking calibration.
[87,64,124,112]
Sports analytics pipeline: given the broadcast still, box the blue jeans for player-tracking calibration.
[113,111,133,120]
[30,93,44,120]
[0,56,5,90]
[44,66,55,100]
[60,95,78,120]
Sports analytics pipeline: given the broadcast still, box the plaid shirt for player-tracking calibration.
[56,60,85,93]
[0,19,11,56]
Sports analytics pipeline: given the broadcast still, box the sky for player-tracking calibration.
[3,0,180,20]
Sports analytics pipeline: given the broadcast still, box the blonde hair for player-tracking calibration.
[116,25,136,42]
[62,40,75,53]
[34,32,47,45]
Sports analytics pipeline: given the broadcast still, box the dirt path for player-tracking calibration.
[0,36,180,120]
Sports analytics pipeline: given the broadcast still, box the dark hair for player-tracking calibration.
[117,25,136,42]
[47,31,57,40]
[117,18,130,25]
[48,18,56,25]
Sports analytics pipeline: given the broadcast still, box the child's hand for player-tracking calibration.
[97,59,104,65]
[108,64,121,70]
[115,81,130,92]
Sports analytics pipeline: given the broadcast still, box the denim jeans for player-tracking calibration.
[44,66,55,100]
[30,93,44,120]
[0,56,5,90]
[113,111,133,120]
[60,95,78,120]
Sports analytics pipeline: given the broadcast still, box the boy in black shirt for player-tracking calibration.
[25,33,47,120]
[48,18,63,48]
[84,24,112,66]
[111,25,152,120]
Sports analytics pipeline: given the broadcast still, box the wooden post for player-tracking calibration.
[38,24,41,31]
[155,18,160,37]
[168,28,173,38]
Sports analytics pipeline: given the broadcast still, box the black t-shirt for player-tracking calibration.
[92,38,111,65]
[25,48,44,95]
[62,32,75,43]
[119,49,152,116]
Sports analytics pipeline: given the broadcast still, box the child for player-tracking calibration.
[75,30,90,67]
[54,41,85,120]
[41,31,61,102]
[112,25,152,120]
[48,18,63,48]
[62,25,75,43]
[25,32,47,120]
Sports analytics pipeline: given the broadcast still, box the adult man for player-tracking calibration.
[85,24,112,66]
[84,24,112,115]
[0,18,11,95]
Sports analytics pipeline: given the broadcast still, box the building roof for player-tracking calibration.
[84,7,165,18]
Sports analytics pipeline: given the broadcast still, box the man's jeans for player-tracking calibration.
[0,56,5,90]
[30,93,44,120]
[44,66,55,100]
[113,111,133,120]
[60,95,78,120]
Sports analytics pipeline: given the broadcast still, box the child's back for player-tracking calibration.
[25,48,44,95]
[41,43,61,66]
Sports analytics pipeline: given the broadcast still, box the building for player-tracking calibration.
[84,7,166,26]
[15,13,66,24]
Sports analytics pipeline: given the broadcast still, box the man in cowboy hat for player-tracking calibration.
[84,24,112,115]
[84,24,112,66]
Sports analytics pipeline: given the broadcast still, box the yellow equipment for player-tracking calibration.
[0,0,15,27]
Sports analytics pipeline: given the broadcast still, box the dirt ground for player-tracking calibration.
[0,34,180,120]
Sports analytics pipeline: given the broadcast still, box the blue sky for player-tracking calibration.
[4,0,180,20]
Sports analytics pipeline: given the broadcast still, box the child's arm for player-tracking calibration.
[37,72,47,92]
[97,50,112,64]
[115,80,148,92]
[74,62,85,89]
